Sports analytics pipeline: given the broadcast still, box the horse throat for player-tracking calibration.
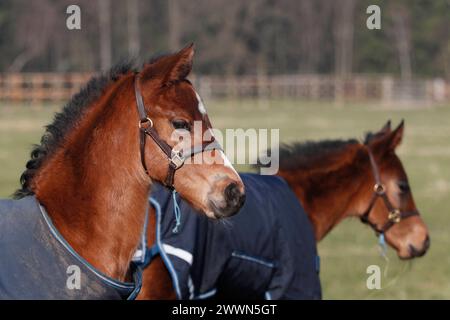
[32,77,151,281]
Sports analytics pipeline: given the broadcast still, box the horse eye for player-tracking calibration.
[171,119,191,131]
[398,181,410,193]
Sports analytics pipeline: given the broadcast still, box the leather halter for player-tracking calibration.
[134,74,223,188]
[360,147,419,234]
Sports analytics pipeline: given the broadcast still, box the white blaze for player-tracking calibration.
[206,127,238,175]
[220,150,239,176]
[195,91,207,115]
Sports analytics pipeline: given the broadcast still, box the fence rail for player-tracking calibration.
[193,75,449,104]
[0,73,92,103]
[0,73,448,105]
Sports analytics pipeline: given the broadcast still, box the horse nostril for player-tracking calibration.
[408,235,430,258]
[408,245,421,258]
[423,235,430,251]
[221,182,246,216]
[225,183,240,203]
[210,183,246,219]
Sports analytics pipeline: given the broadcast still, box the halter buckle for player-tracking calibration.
[374,183,386,195]
[139,117,153,129]
[388,209,401,223]
[170,150,185,169]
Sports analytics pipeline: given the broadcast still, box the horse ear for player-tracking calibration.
[365,120,391,146]
[380,120,392,134]
[164,43,195,83]
[388,120,404,150]
[369,120,404,154]
[141,43,194,85]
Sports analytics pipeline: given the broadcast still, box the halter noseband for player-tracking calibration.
[360,147,419,235]
[134,74,223,188]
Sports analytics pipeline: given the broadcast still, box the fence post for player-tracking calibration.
[381,76,394,105]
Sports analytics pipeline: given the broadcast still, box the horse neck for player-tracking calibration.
[33,75,151,281]
[278,144,369,241]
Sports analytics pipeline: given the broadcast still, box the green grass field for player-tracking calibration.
[1,99,449,299]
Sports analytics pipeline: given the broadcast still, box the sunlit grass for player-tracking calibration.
[0,99,449,299]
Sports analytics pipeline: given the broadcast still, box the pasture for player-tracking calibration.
[0,100,449,299]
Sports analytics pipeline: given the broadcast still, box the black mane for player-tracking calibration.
[256,127,387,172]
[13,61,136,199]
[363,130,384,144]
[277,139,359,171]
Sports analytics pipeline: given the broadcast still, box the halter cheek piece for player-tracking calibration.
[134,74,223,189]
[360,148,419,235]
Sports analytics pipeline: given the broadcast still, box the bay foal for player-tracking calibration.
[12,45,244,296]
[278,121,429,259]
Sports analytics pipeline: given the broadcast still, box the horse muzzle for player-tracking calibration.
[208,181,246,219]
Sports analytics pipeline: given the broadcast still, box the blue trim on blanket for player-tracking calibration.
[188,276,195,299]
[150,197,182,300]
[38,203,138,292]
[137,206,150,265]
[195,288,217,300]
[231,251,276,268]
[126,265,144,300]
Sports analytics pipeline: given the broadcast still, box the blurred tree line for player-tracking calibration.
[0,0,448,78]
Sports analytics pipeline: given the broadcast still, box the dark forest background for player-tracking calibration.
[0,0,448,79]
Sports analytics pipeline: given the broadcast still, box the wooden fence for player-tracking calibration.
[0,73,448,105]
[0,73,92,104]
[193,75,450,104]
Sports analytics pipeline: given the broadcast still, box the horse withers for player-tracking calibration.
[0,45,244,299]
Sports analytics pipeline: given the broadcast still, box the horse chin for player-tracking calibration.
[393,243,412,259]
[396,247,423,260]
[398,251,414,260]
[205,200,226,220]
[204,208,219,220]
[398,246,429,260]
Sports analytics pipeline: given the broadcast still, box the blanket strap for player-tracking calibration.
[133,189,182,269]
[172,190,182,233]
[139,245,160,269]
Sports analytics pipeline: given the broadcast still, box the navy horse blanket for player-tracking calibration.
[0,196,141,299]
[147,173,321,299]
